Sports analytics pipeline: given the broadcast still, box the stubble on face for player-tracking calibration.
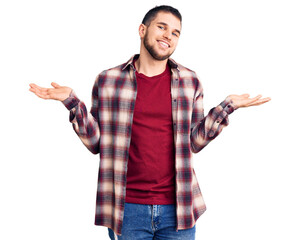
[143,26,175,61]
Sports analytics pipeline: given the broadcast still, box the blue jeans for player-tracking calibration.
[108,203,195,240]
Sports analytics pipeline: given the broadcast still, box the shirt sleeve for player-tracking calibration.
[190,78,237,153]
[62,77,100,154]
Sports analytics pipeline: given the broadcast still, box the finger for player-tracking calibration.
[36,92,50,99]
[29,83,54,100]
[30,88,50,99]
[29,87,36,93]
[246,94,263,104]
[51,82,61,88]
[240,93,250,98]
[29,83,47,92]
[36,85,52,95]
[250,94,262,100]
[247,97,271,106]
[29,83,41,90]
[29,85,41,94]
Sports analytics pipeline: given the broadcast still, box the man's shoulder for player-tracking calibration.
[170,59,202,91]
[98,62,128,78]
[96,56,136,80]
[168,58,197,77]
[173,61,198,80]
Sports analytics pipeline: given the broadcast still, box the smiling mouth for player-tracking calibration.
[158,40,170,49]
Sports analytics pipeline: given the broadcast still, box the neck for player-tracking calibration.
[135,48,168,77]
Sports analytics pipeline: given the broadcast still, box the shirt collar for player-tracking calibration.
[122,54,180,72]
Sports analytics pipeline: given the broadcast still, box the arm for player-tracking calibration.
[29,81,100,154]
[190,81,271,153]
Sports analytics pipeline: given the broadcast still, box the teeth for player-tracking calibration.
[159,41,169,48]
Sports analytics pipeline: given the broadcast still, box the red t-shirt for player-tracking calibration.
[125,62,176,205]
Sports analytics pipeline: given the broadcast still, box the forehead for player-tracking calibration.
[150,12,181,30]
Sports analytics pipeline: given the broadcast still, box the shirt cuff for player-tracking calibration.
[62,90,80,110]
[220,96,237,114]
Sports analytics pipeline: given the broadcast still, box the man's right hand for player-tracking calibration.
[29,82,72,102]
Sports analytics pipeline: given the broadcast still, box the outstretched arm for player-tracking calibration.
[29,81,100,154]
[190,83,271,153]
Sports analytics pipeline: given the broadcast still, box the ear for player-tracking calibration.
[138,24,147,39]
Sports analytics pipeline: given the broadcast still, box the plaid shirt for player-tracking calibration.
[63,54,235,236]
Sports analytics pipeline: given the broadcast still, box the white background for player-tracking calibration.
[0,0,299,239]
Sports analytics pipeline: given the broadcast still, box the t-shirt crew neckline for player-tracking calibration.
[133,60,170,80]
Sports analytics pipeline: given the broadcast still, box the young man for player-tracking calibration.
[29,5,270,240]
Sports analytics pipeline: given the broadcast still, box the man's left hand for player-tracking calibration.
[228,94,271,109]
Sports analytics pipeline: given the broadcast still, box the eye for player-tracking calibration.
[158,25,164,30]
[172,32,179,37]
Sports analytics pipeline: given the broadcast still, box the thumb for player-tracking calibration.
[51,82,61,88]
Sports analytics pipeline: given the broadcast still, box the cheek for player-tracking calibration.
[171,40,179,49]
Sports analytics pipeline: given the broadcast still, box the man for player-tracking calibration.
[29,5,270,240]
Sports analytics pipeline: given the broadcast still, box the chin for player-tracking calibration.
[154,50,174,61]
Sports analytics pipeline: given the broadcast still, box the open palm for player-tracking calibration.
[29,82,72,101]
[228,94,271,109]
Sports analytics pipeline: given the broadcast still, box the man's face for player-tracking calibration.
[141,12,181,61]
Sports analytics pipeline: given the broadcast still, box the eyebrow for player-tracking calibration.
[157,22,181,35]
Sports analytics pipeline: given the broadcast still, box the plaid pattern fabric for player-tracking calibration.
[63,55,235,235]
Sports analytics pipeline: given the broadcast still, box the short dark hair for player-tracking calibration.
[142,5,182,26]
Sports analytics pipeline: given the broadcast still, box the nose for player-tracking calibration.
[163,29,172,40]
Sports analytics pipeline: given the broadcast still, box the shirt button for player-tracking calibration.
[208,130,215,137]
[174,99,177,102]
